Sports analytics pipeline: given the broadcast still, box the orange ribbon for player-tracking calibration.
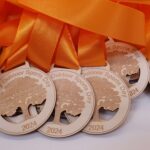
[113,0,150,59]
[0,0,149,71]
[16,0,145,46]
[0,1,21,46]
[0,11,36,70]
[0,1,22,23]
[54,25,80,69]
[0,10,80,71]
[26,14,64,72]
[0,19,19,46]
[78,30,106,67]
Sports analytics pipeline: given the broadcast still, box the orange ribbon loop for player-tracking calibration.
[27,14,64,72]
[54,25,80,69]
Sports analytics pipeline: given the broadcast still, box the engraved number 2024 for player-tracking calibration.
[88,125,104,131]
[22,121,37,131]
[47,127,62,134]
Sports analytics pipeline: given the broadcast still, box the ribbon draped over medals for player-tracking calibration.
[0,0,149,72]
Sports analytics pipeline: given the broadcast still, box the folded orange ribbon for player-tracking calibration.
[0,11,36,70]
[78,30,106,67]
[53,25,80,69]
[0,0,148,72]
[0,10,80,71]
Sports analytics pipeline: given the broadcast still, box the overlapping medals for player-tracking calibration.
[67,68,130,134]
[0,39,149,137]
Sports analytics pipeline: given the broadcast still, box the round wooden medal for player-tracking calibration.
[0,67,56,135]
[79,68,130,134]
[106,41,149,99]
[39,69,95,137]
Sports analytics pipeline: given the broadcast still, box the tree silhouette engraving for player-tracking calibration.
[0,77,46,120]
[53,79,85,124]
[87,77,121,121]
[107,51,139,87]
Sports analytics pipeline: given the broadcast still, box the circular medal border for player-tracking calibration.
[38,69,95,138]
[0,67,56,135]
[81,68,131,134]
[106,41,150,99]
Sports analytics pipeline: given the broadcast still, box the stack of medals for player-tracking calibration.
[0,35,149,137]
[0,1,149,138]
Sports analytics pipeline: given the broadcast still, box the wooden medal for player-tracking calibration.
[106,40,149,99]
[39,69,95,137]
[74,68,130,134]
[0,67,56,135]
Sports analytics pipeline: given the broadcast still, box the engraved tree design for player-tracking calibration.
[53,79,85,124]
[107,51,139,86]
[87,77,121,121]
[0,77,46,120]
